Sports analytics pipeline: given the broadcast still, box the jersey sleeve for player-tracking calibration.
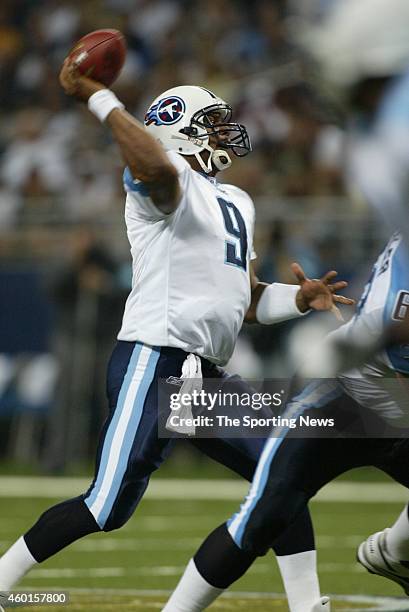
[123,150,190,221]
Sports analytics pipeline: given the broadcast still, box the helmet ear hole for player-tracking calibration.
[211,149,232,171]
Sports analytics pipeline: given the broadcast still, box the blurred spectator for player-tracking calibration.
[0,0,348,224]
[1,108,72,213]
[0,178,20,229]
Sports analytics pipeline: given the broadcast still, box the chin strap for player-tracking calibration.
[194,145,232,174]
[170,134,232,174]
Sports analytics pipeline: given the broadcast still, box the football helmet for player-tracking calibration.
[144,85,251,174]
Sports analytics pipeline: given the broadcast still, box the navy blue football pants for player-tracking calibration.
[24,341,314,562]
[227,380,409,554]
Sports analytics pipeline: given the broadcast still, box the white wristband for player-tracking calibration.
[256,283,309,325]
[88,89,125,123]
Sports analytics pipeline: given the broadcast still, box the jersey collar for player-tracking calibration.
[196,170,218,185]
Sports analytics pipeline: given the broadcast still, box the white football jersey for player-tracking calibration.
[117,151,256,365]
[342,72,409,423]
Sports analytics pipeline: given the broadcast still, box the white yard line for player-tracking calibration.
[0,534,357,552]
[71,534,365,551]
[29,566,186,578]
[72,537,203,551]
[0,477,408,502]
[26,562,366,579]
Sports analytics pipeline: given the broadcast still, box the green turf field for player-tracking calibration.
[1,473,409,611]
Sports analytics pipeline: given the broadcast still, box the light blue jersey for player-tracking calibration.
[334,234,409,423]
[335,233,409,374]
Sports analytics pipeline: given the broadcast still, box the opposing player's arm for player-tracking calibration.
[58,60,180,213]
[245,262,354,324]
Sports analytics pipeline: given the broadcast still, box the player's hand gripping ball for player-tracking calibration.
[68,29,126,87]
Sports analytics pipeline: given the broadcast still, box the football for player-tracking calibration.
[68,29,126,87]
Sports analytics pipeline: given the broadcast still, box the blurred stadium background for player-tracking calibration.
[0,0,403,610]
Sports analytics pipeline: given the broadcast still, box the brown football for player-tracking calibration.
[69,29,126,87]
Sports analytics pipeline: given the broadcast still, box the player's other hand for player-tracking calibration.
[59,58,105,101]
[292,262,354,321]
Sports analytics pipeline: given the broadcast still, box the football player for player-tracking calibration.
[162,1,409,607]
[0,60,351,612]
[302,0,409,591]
[162,234,409,611]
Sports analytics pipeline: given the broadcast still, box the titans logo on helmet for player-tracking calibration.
[144,96,186,126]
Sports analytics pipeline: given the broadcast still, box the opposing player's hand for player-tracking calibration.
[59,58,105,101]
[292,262,354,321]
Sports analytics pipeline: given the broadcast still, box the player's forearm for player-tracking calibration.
[245,282,267,323]
[59,66,179,201]
[245,282,307,324]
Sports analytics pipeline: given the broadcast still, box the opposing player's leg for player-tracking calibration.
[164,431,332,612]
[0,341,182,590]
[358,438,409,593]
[163,382,380,612]
[191,433,320,612]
